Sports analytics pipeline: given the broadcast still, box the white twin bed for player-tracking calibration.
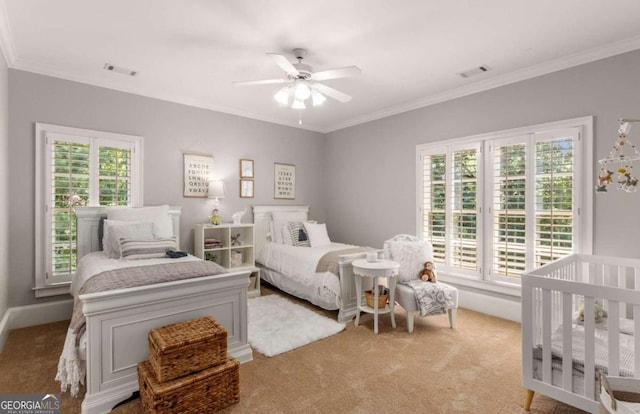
[58,205,252,414]
[253,205,375,322]
[522,254,640,413]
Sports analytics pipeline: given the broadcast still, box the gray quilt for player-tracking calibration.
[403,280,456,316]
[70,260,227,338]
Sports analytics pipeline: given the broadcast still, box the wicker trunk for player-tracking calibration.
[148,316,227,382]
[138,358,239,414]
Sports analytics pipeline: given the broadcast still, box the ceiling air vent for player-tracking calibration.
[458,65,490,79]
[103,63,138,77]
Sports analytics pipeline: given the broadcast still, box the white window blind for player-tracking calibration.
[35,124,142,296]
[421,145,481,277]
[417,118,590,292]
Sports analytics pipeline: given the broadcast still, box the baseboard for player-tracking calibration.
[457,289,521,323]
[0,299,73,353]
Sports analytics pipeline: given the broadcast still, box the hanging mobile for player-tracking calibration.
[596,118,640,193]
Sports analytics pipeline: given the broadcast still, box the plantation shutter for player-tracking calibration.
[45,133,136,283]
[449,148,479,271]
[50,140,90,278]
[422,152,447,264]
[533,130,576,268]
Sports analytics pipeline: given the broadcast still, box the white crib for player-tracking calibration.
[522,254,640,413]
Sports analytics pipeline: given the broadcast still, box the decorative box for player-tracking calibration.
[138,357,240,414]
[230,250,243,267]
[148,316,227,383]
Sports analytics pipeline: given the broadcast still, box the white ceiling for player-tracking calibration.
[2,0,640,133]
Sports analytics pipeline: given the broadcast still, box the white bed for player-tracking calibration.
[61,206,252,414]
[253,205,376,323]
[522,254,640,413]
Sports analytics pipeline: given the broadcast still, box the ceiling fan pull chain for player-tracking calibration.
[298,111,302,125]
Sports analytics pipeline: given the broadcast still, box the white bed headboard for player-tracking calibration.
[252,205,309,262]
[74,206,182,260]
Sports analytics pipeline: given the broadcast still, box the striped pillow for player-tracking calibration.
[288,222,310,247]
[119,237,178,260]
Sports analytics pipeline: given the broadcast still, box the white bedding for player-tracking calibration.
[59,251,201,396]
[258,242,356,310]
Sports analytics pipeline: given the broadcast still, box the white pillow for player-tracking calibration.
[271,211,308,244]
[303,222,331,247]
[106,205,173,238]
[388,241,433,282]
[104,221,155,259]
[106,205,170,221]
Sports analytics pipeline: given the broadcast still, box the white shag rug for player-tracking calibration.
[248,295,346,357]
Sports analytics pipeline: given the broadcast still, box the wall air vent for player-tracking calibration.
[103,63,138,77]
[458,65,490,78]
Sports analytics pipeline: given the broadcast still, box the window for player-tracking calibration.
[418,118,592,294]
[35,124,142,297]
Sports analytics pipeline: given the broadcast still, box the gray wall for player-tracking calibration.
[325,50,640,259]
[0,53,8,321]
[8,70,326,308]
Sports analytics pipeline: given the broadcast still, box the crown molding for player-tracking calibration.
[0,0,16,66]
[326,35,640,133]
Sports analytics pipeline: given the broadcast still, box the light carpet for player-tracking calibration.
[248,294,346,357]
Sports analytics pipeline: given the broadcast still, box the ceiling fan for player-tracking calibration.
[233,48,361,109]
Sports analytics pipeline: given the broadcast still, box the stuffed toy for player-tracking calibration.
[575,302,607,323]
[418,261,437,282]
[230,233,242,246]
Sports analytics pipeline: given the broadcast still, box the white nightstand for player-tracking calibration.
[352,258,400,334]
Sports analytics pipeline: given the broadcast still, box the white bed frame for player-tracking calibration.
[253,205,370,323]
[522,254,640,413]
[74,206,252,414]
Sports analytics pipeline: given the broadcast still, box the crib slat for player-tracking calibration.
[583,298,596,399]
[562,292,573,391]
[542,289,552,383]
[521,278,534,385]
[607,302,620,376]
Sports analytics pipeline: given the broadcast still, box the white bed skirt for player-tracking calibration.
[260,266,341,311]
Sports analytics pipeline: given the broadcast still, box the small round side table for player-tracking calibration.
[352,258,400,334]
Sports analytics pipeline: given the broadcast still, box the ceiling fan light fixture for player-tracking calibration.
[294,81,311,101]
[311,89,326,106]
[274,86,290,106]
[292,99,306,110]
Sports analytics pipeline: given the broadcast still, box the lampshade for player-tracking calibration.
[292,99,306,109]
[274,86,290,106]
[294,81,311,101]
[208,180,225,199]
[311,89,326,106]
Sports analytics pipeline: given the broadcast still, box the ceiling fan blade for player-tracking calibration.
[267,53,299,76]
[233,79,287,86]
[311,66,361,81]
[312,83,352,103]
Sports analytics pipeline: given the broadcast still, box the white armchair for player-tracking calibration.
[383,234,458,333]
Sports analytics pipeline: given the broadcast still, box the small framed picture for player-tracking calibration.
[274,163,295,199]
[240,159,254,178]
[240,179,254,198]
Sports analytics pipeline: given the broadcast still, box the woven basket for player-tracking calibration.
[148,316,227,383]
[365,290,388,309]
[138,357,239,414]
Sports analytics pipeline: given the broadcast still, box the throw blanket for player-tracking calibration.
[403,280,456,316]
[315,247,376,276]
[56,260,226,397]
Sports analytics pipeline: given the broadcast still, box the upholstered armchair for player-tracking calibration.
[383,234,458,333]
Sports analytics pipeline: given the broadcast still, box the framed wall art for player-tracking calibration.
[274,163,295,199]
[240,179,254,198]
[183,153,213,198]
[240,159,254,178]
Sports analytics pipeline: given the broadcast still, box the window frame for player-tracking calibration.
[35,123,143,297]
[416,117,593,297]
